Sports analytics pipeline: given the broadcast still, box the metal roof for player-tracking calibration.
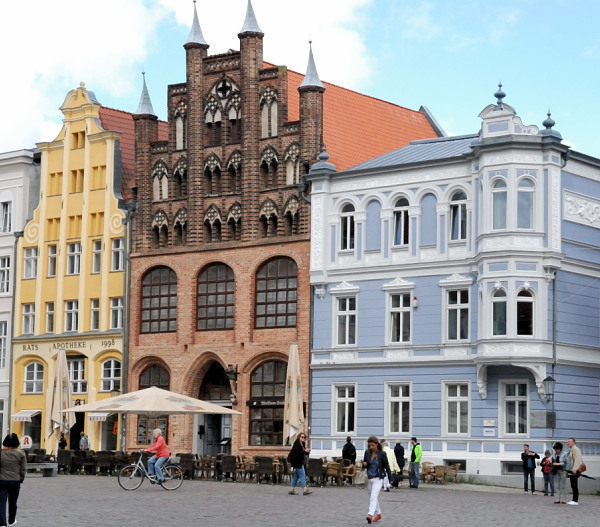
[349,134,478,172]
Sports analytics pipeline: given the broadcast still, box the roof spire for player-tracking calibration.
[239,0,263,35]
[542,109,555,130]
[494,82,506,109]
[299,41,325,90]
[135,72,156,116]
[187,0,208,46]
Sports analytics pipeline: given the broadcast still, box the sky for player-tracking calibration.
[2,0,600,159]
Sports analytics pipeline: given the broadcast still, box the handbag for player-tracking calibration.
[578,462,586,474]
[354,468,368,486]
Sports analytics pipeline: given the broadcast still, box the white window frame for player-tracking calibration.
[0,256,9,293]
[517,177,535,230]
[499,380,529,437]
[22,303,35,334]
[385,381,412,436]
[101,359,121,392]
[64,300,79,332]
[67,242,81,275]
[389,292,412,344]
[392,197,410,246]
[68,358,87,394]
[0,321,6,369]
[47,245,57,277]
[1,202,12,233]
[339,203,355,251]
[516,288,534,336]
[443,381,470,436]
[446,289,470,341]
[24,361,44,393]
[110,297,124,329]
[335,296,357,347]
[92,240,102,274]
[45,302,54,334]
[111,238,125,271]
[491,178,507,231]
[492,287,507,336]
[332,383,357,436]
[449,190,468,241]
[24,247,38,279]
[382,278,414,345]
[90,298,100,331]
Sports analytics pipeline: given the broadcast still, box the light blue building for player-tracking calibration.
[307,88,600,480]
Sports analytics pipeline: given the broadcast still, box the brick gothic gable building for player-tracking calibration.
[128,1,441,455]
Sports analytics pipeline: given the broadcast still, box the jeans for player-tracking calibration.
[0,480,21,526]
[148,455,168,481]
[366,477,383,517]
[555,471,567,502]
[290,466,306,488]
[409,462,420,487]
[569,473,579,502]
[543,472,554,495]
[523,467,536,492]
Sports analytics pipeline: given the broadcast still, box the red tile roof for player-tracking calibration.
[99,107,168,200]
[287,70,439,171]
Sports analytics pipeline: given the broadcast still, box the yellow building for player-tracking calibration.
[11,83,131,451]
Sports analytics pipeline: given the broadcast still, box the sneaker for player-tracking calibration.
[289,490,296,495]
[373,514,382,522]
[8,522,17,527]
[524,491,528,494]
[303,490,313,496]
[366,515,372,524]
[384,488,390,492]
[567,501,578,505]
[532,492,536,495]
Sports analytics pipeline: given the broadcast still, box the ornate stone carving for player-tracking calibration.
[205,205,221,224]
[259,200,278,218]
[152,210,167,228]
[205,154,221,172]
[227,203,242,222]
[563,191,600,228]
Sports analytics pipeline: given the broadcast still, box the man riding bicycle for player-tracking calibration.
[145,428,169,484]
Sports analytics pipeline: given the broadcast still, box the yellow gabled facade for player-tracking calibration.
[11,83,125,451]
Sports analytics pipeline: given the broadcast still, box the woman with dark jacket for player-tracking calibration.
[0,433,27,527]
[362,436,392,524]
[288,432,312,496]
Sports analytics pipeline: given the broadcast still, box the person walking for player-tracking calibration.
[551,441,570,504]
[381,441,399,491]
[144,428,169,485]
[521,444,539,494]
[408,437,422,488]
[78,431,89,451]
[362,436,391,524]
[540,449,554,497]
[0,433,27,527]
[288,433,312,496]
[393,441,405,487]
[342,436,357,464]
[566,437,582,505]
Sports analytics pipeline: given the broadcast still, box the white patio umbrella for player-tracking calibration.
[62,386,241,418]
[46,348,75,448]
[283,342,304,445]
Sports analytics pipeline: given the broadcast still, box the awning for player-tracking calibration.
[88,412,110,422]
[12,409,41,422]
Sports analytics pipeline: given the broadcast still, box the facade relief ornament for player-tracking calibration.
[382,277,414,291]
[330,281,360,295]
[563,191,600,228]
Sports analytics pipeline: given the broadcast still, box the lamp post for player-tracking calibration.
[543,375,556,401]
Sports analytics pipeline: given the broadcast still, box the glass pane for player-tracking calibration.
[517,191,533,229]
[390,401,399,432]
[459,401,469,433]
[337,403,346,432]
[518,400,528,433]
[493,191,507,229]
[448,310,457,340]
[506,401,516,433]
[448,402,457,433]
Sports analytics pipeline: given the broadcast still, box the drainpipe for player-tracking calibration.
[551,271,557,438]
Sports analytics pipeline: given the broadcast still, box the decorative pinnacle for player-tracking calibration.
[543,109,555,130]
[494,82,506,108]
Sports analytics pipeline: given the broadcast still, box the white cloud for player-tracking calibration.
[399,2,442,41]
[0,0,373,152]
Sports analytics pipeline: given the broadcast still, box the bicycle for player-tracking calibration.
[118,450,184,490]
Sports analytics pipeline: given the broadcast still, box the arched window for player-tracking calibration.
[492,289,507,336]
[260,88,278,139]
[450,190,467,241]
[255,257,297,328]
[138,365,170,443]
[517,289,533,336]
[492,180,507,230]
[205,103,222,147]
[173,210,187,246]
[260,158,278,188]
[197,263,235,330]
[393,198,409,246]
[227,152,242,194]
[249,360,286,446]
[200,362,232,400]
[24,361,44,393]
[175,116,186,150]
[228,106,242,144]
[151,162,168,201]
[101,358,121,392]
[173,163,187,198]
[517,179,534,229]
[285,144,301,186]
[340,204,355,250]
[141,267,177,333]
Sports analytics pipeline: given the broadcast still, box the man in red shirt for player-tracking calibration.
[145,428,169,484]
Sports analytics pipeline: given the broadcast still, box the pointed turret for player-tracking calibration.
[239,0,263,36]
[135,72,156,116]
[299,41,325,90]
[186,0,208,46]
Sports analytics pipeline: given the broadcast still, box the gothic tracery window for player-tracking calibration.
[151,161,169,201]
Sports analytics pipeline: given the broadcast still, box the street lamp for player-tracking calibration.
[543,375,556,401]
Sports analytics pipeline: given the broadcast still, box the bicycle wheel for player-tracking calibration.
[160,464,184,490]
[118,465,144,490]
